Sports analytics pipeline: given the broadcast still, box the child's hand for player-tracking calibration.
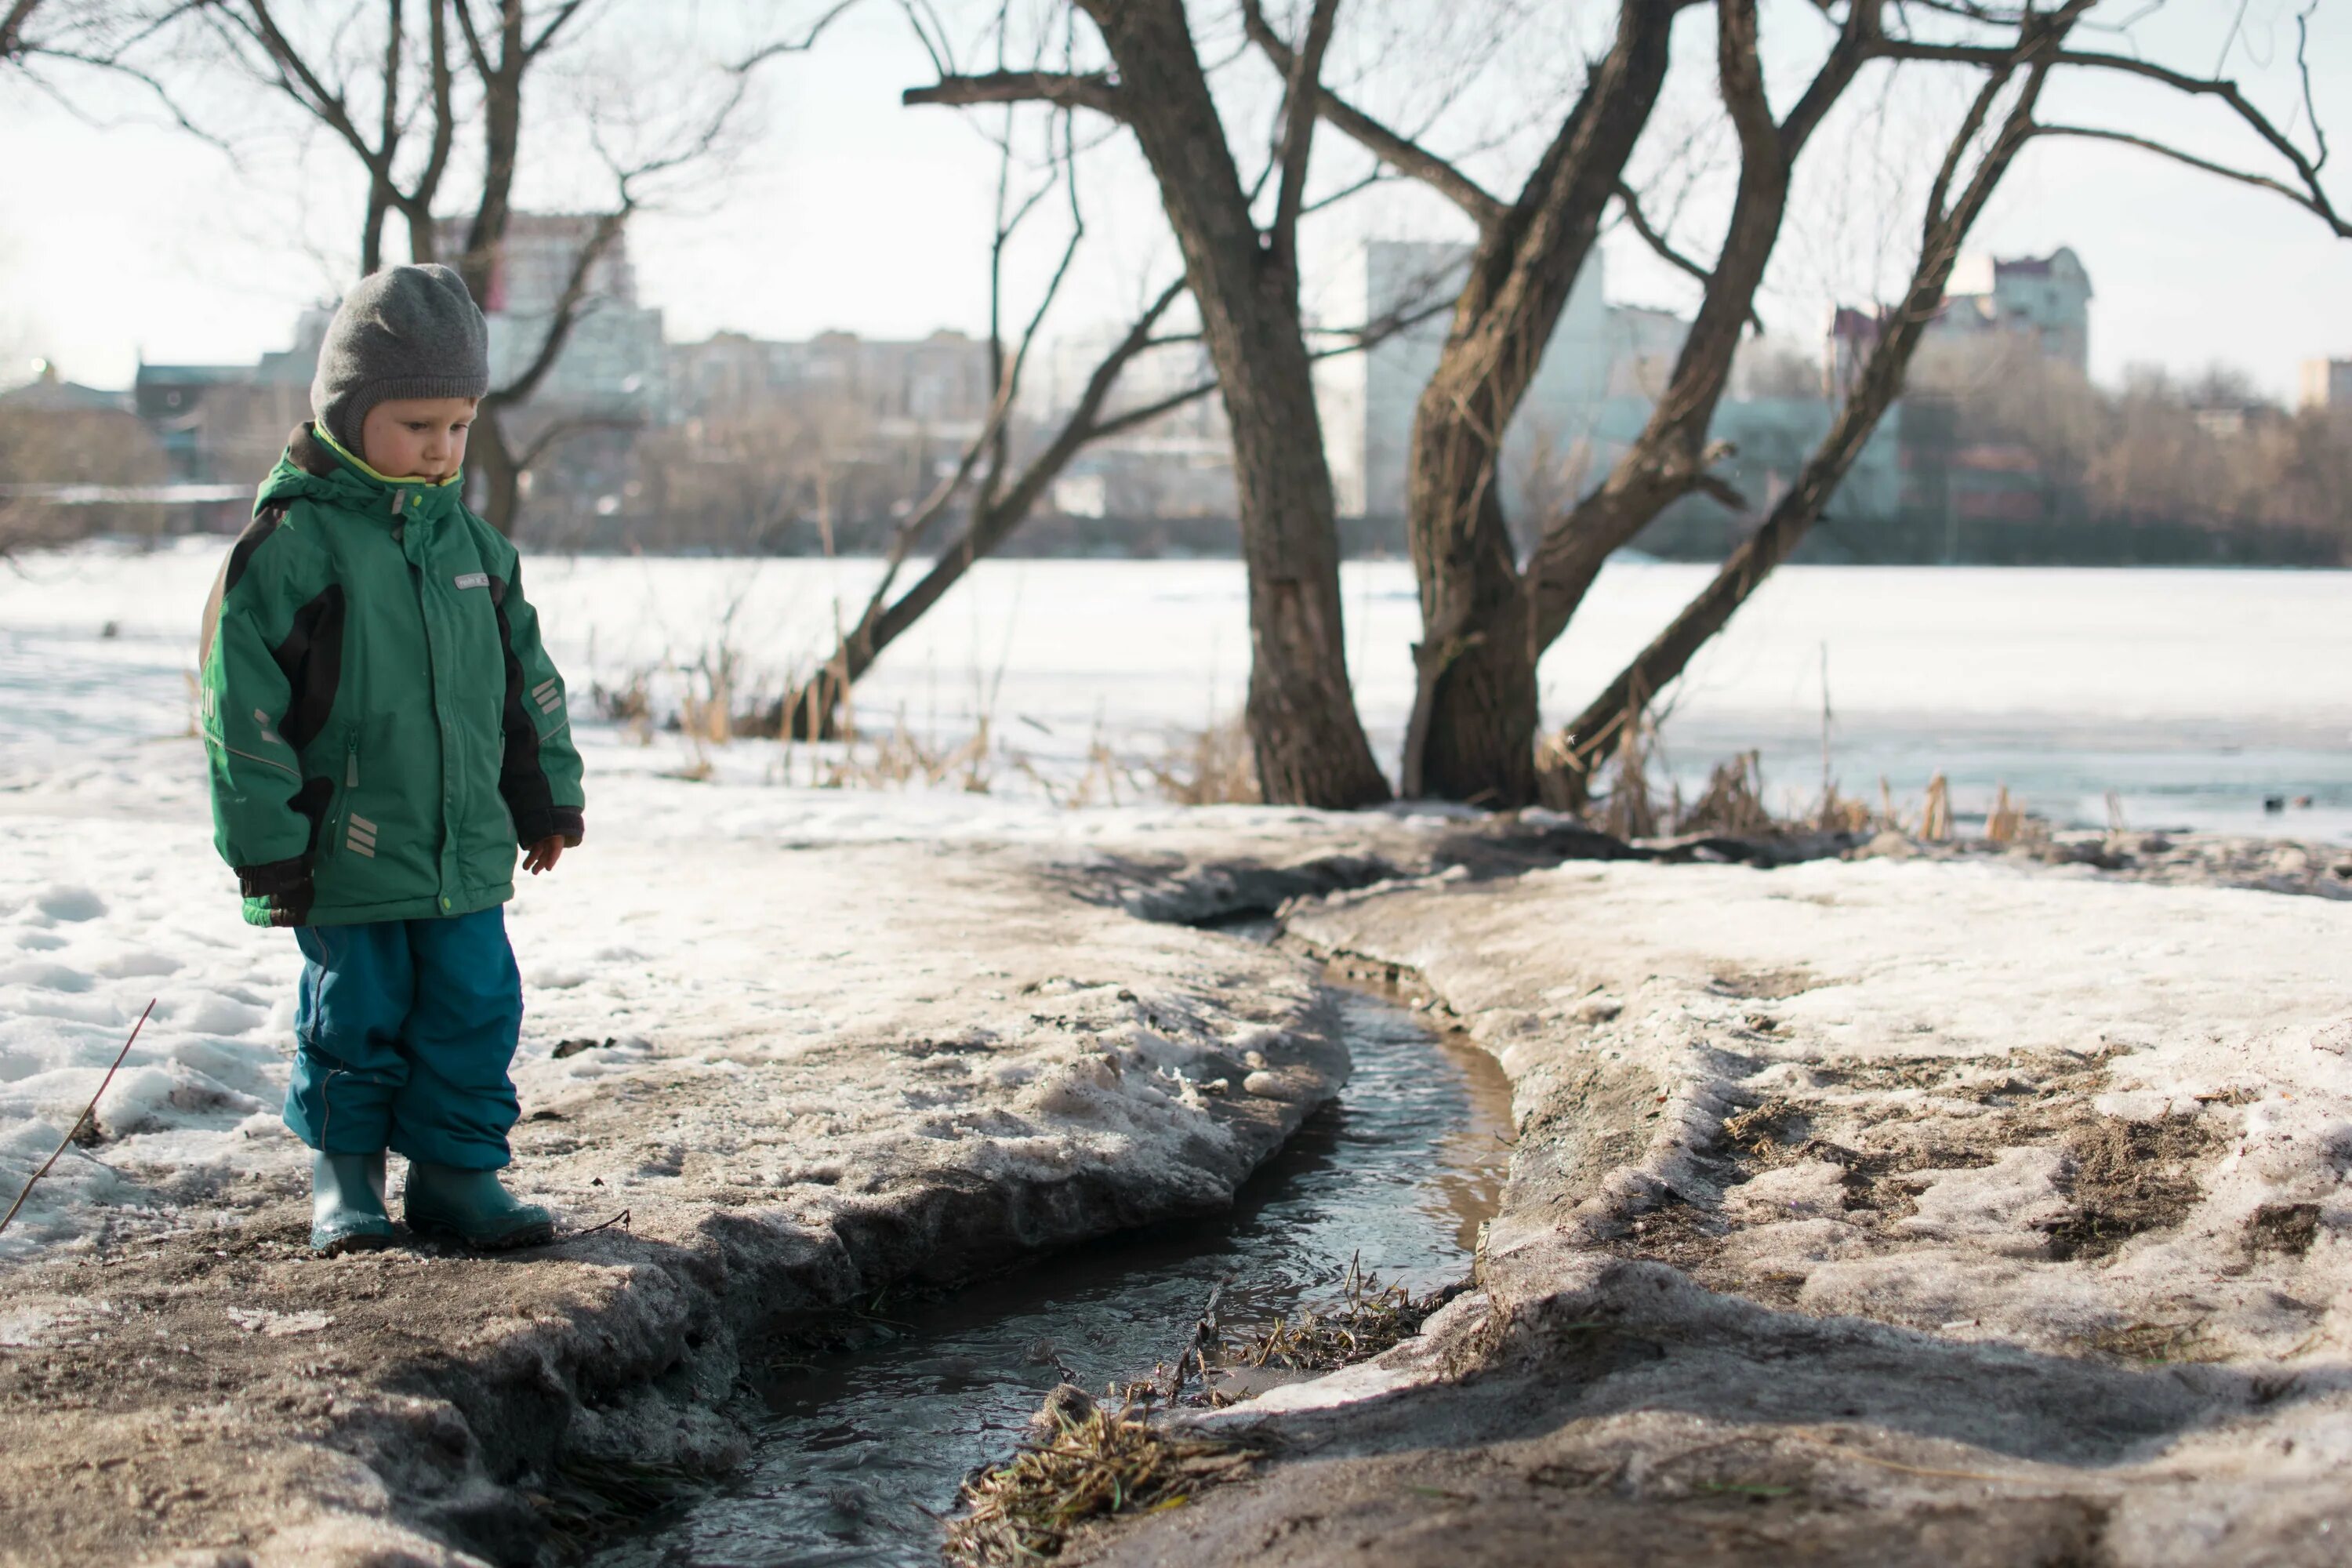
[524,837,565,875]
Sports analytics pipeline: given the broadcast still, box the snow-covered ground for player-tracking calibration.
[3,540,2349,1259]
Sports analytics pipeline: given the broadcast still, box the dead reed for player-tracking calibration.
[1141,714,1260,806]
[1676,751,1774,837]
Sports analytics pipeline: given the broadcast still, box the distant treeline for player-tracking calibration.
[1635,345,2352,568]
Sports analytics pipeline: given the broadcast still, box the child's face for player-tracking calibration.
[359,396,477,481]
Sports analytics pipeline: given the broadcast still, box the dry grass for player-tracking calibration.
[822,708,998,793]
[528,1454,705,1557]
[1215,1259,1443,1375]
[1677,751,1775,837]
[2084,1319,2222,1364]
[1920,772,1952,840]
[1142,714,1260,806]
[1719,1098,1802,1160]
[589,669,654,731]
[945,1399,1257,1565]
[2042,1113,2219,1261]
[1986,784,2024,844]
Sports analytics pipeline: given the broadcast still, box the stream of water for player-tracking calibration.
[593,983,1514,1567]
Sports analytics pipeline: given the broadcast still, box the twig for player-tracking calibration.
[1157,1273,1230,1403]
[0,1000,154,1237]
[568,1207,631,1238]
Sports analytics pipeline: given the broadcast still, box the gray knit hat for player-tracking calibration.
[310,263,491,453]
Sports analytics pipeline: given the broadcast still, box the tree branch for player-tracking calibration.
[515,412,641,471]
[1239,0,1504,231]
[486,209,625,406]
[521,0,589,60]
[409,0,455,248]
[903,68,1122,119]
[234,0,387,178]
[448,0,490,76]
[0,0,43,60]
[2028,121,2350,238]
[735,0,862,71]
[1269,0,1342,274]
[1924,46,2013,229]
[1873,36,2338,220]
[1778,0,1882,154]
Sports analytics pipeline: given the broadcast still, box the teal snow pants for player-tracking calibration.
[284,906,524,1170]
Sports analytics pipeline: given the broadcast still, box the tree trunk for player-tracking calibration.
[1399,2,1679,804]
[401,198,438,264]
[459,3,523,294]
[470,407,521,533]
[1408,480,1536,804]
[360,176,391,274]
[1080,0,1388,808]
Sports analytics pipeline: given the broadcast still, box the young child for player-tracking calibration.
[198,263,586,1256]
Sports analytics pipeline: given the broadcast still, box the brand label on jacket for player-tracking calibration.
[452,572,490,590]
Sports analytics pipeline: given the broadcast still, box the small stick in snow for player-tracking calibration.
[0,999,154,1238]
[568,1207,632,1239]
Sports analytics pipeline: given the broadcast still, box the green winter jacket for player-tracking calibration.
[199,423,585,927]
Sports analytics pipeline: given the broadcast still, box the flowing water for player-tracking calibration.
[593,982,1514,1567]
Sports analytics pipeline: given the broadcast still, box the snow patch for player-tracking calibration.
[35,886,106,923]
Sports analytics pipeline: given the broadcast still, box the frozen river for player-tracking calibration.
[4,541,2348,837]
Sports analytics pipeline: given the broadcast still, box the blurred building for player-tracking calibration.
[2,361,186,539]
[1322,238,1904,555]
[2300,358,2352,412]
[436,213,667,423]
[134,310,329,528]
[652,328,995,553]
[1319,239,1652,529]
[1926,247,2093,371]
[670,328,992,439]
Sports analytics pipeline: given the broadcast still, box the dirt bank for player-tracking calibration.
[1076,853,2352,1566]
[0,808,1657,1568]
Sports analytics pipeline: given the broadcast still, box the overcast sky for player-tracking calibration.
[2,0,2347,398]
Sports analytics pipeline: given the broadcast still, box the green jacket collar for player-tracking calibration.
[257,423,466,525]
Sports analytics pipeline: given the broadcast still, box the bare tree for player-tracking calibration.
[201,0,455,272]
[1259,1,1879,804]
[448,1,856,532]
[907,0,1393,808]
[768,74,1454,742]
[1280,0,2346,807]
[1545,0,2350,801]
[1251,0,1686,805]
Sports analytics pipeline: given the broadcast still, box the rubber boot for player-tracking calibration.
[402,1162,556,1250]
[310,1150,395,1256]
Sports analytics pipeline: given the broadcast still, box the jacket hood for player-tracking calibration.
[256,423,466,524]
